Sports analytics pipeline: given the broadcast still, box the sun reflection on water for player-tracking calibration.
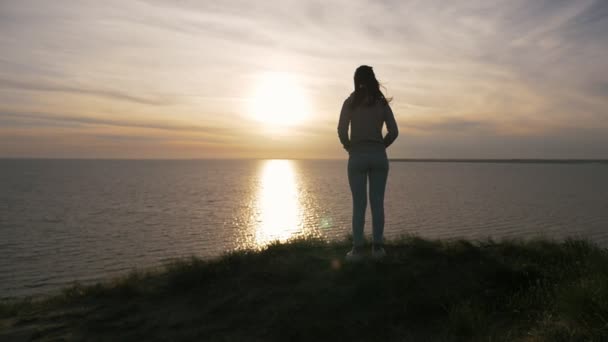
[253,160,304,246]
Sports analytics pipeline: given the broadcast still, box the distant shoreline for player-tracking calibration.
[1,158,608,164]
[390,158,608,164]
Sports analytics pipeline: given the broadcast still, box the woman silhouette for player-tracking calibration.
[338,65,398,261]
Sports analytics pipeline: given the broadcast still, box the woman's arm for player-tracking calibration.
[337,99,352,151]
[383,104,399,148]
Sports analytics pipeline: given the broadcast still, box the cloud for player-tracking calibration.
[0,0,607,158]
[589,81,608,98]
[0,78,172,106]
[401,117,494,134]
[0,111,233,138]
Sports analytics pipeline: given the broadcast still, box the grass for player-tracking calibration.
[1,236,607,341]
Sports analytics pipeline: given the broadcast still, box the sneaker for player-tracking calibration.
[372,246,386,260]
[345,247,365,262]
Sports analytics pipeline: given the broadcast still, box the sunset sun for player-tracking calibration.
[250,72,310,127]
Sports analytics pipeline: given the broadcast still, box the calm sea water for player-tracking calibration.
[1,159,607,298]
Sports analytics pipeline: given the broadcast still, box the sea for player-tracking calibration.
[1,159,607,298]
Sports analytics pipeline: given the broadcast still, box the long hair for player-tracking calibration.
[351,65,391,108]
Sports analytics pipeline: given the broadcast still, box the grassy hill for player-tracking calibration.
[1,236,607,341]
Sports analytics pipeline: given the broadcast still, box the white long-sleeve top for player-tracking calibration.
[337,94,399,153]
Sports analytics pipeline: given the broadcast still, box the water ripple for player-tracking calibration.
[1,160,608,298]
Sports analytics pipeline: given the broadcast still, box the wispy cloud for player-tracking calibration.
[0,111,233,138]
[0,78,172,106]
[0,0,607,158]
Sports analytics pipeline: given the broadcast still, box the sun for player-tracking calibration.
[250,72,310,127]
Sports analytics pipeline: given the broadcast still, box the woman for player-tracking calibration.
[337,65,399,261]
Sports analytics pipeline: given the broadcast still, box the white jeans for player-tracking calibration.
[347,150,389,247]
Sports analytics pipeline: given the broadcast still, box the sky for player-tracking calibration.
[1,0,607,159]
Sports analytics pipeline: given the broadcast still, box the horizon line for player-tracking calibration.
[1,157,608,164]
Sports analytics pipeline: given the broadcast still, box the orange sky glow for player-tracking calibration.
[1,1,607,159]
